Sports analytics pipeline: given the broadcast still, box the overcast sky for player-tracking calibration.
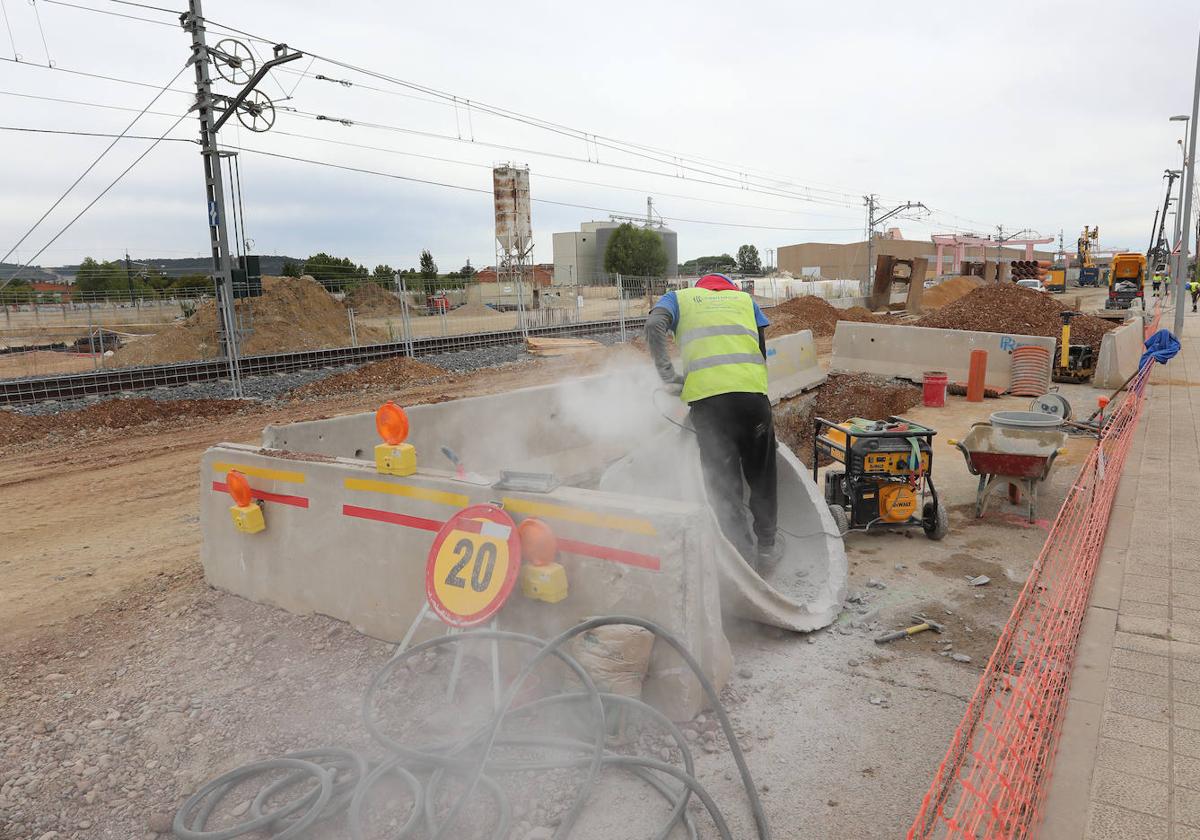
[1,0,1197,272]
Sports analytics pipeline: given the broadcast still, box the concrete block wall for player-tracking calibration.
[831,322,1057,391]
[200,442,729,720]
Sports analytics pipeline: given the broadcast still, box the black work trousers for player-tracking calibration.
[688,392,778,558]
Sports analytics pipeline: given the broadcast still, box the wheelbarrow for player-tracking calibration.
[948,423,1069,522]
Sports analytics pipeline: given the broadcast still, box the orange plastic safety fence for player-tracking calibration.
[908,359,1155,840]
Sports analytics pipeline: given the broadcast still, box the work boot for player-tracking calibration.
[755,535,786,574]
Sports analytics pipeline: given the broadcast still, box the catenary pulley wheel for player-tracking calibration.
[212,38,256,85]
[237,90,276,133]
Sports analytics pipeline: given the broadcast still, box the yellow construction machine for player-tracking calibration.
[1102,252,1146,316]
[1078,225,1100,287]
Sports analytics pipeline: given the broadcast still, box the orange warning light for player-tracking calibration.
[518,518,558,567]
[226,469,253,507]
[375,401,410,446]
[1098,396,1110,410]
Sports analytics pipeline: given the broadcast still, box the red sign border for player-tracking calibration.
[424,504,522,627]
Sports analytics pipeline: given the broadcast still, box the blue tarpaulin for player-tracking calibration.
[1141,329,1181,369]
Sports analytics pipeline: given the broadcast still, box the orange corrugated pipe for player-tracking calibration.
[966,349,987,402]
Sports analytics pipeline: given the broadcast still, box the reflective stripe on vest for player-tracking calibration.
[675,288,767,403]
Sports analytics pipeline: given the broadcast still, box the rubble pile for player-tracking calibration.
[774,373,922,465]
[765,296,888,339]
[0,398,245,446]
[915,284,1116,353]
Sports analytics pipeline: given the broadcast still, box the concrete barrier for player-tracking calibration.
[200,442,730,720]
[1093,317,1142,389]
[831,322,1057,391]
[208,368,846,718]
[766,329,825,403]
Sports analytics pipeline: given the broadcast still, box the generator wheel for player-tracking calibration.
[828,504,849,536]
[923,500,948,541]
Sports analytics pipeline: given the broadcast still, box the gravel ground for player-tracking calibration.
[9,335,637,416]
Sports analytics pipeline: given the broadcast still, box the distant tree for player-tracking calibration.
[736,245,762,275]
[280,260,302,278]
[303,252,366,291]
[459,263,476,280]
[603,223,668,277]
[373,264,396,281]
[419,250,438,279]
[679,254,738,275]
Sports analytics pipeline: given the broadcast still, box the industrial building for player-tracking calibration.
[552,221,678,284]
[777,231,1056,283]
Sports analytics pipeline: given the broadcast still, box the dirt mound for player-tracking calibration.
[288,355,449,399]
[343,282,404,316]
[112,277,385,366]
[774,373,922,466]
[915,284,1116,353]
[921,276,982,310]
[765,296,888,339]
[1,398,245,446]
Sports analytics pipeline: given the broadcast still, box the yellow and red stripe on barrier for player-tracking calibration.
[341,480,661,571]
[211,462,309,508]
[908,360,1154,839]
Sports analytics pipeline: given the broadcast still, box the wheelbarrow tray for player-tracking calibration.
[954,424,1068,521]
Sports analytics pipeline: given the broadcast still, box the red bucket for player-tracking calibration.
[922,371,949,407]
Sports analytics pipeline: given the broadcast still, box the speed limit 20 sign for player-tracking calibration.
[425,504,522,627]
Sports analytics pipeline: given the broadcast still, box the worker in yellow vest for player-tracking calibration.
[1190,276,1200,313]
[645,273,782,571]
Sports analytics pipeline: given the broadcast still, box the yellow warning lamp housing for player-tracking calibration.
[518,518,568,603]
[374,401,417,476]
[226,470,266,534]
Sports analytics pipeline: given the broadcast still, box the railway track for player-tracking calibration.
[0,317,645,405]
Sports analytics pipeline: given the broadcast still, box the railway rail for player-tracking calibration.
[0,317,645,405]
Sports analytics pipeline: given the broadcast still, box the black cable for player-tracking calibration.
[29,0,52,64]
[176,616,770,840]
[42,0,176,27]
[3,109,190,284]
[0,0,17,59]
[0,89,182,118]
[0,63,189,273]
[229,144,860,233]
[0,124,193,141]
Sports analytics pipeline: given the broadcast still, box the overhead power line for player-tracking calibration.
[1,108,189,287]
[229,145,865,233]
[0,62,189,278]
[269,128,862,224]
[61,0,998,231]
[0,124,194,141]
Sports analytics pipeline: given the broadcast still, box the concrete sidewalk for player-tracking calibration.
[1043,307,1200,839]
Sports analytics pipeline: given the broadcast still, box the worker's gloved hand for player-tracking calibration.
[662,372,684,396]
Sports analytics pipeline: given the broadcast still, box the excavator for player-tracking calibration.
[1077,225,1100,287]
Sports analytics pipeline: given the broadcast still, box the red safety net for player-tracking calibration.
[908,358,1155,839]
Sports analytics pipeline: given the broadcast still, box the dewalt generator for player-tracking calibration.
[813,416,948,540]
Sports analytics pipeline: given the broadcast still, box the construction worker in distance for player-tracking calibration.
[1151,270,1163,297]
[1190,274,1200,313]
[645,273,782,572]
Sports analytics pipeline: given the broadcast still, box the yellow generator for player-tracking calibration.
[814,416,948,540]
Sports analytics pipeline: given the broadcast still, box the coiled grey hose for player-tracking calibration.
[173,615,771,840]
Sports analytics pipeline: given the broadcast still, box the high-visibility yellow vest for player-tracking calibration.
[675,288,768,403]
